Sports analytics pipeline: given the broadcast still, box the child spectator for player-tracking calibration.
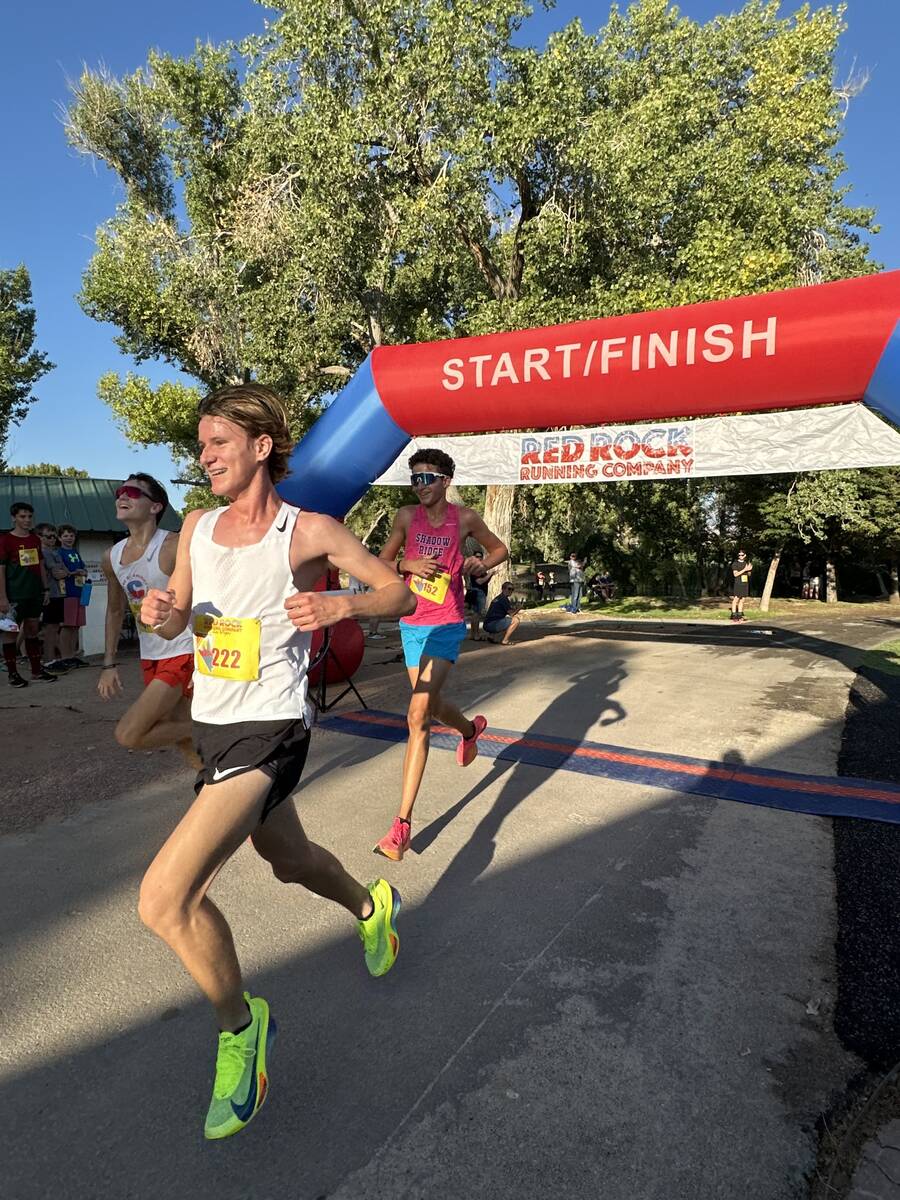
[57,524,89,667]
[0,502,58,686]
[36,523,68,671]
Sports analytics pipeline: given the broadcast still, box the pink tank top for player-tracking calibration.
[401,503,466,626]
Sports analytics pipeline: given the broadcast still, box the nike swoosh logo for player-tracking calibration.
[230,1028,261,1122]
[276,515,288,532]
[212,764,251,782]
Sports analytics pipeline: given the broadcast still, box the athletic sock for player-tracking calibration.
[3,642,17,674]
[25,637,43,676]
[224,1005,253,1036]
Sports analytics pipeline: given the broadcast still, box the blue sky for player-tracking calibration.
[3,0,898,503]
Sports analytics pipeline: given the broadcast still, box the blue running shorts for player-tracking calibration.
[399,621,467,668]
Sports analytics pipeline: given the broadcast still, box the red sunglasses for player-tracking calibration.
[115,485,150,501]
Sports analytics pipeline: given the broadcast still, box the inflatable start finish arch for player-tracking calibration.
[279,272,900,518]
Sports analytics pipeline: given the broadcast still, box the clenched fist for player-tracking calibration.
[285,590,347,632]
[141,588,175,630]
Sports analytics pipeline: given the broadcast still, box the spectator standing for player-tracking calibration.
[548,570,556,599]
[37,523,68,671]
[563,558,585,614]
[535,569,545,604]
[483,581,522,644]
[464,549,489,641]
[57,524,89,667]
[729,549,753,621]
[0,502,58,686]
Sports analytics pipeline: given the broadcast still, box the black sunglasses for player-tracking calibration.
[410,471,448,487]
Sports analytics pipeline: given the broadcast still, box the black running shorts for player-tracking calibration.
[192,718,311,822]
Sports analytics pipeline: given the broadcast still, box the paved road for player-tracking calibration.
[2,614,895,1199]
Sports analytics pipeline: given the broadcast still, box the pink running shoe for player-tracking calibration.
[457,714,487,766]
[373,817,411,861]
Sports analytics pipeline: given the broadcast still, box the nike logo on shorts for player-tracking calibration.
[211,764,251,782]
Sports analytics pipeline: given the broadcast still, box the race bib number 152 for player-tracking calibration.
[409,570,451,605]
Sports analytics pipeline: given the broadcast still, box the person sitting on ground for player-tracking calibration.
[483,581,522,645]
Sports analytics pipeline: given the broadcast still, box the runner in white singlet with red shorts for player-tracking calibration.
[138,382,414,1140]
[374,448,509,861]
[99,473,196,763]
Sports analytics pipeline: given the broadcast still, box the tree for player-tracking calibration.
[0,266,54,469]
[67,0,876,549]
[854,467,900,604]
[10,463,89,477]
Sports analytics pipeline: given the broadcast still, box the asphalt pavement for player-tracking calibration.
[2,611,897,1199]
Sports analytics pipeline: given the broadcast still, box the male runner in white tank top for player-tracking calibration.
[98,473,196,763]
[139,382,415,1141]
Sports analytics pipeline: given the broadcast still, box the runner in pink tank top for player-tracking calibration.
[401,502,466,627]
[374,447,510,861]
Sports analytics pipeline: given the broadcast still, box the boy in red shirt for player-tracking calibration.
[0,502,58,687]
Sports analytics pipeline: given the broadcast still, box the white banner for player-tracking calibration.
[375,404,900,487]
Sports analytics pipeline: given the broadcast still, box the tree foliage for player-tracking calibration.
[10,463,89,477]
[0,266,55,469]
[67,0,882,583]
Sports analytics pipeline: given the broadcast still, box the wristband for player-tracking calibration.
[101,663,118,670]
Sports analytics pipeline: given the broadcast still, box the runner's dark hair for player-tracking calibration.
[125,473,169,526]
[10,501,34,516]
[408,448,455,478]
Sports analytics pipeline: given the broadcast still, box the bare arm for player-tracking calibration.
[139,511,201,638]
[101,551,127,660]
[157,531,180,576]
[461,509,508,575]
[286,516,415,632]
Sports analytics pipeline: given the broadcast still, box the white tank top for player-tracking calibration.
[110,528,195,661]
[188,503,311,725]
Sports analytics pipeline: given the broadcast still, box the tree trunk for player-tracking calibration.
[889,559,900,606]
[825,556,838,603]
[760,549,782,613]
[361,509,386,546]
[672,561,688,600]
[874,570,888,598]
[483,483,516,599]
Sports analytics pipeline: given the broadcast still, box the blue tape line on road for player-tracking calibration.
[320,710,900,826]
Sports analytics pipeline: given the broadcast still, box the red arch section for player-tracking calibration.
[370,272,900,435]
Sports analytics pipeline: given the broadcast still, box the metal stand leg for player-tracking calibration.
[310,627,368,715]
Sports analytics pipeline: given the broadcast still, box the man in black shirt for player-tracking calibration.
[730,550,752,622]
[483,582,522,645]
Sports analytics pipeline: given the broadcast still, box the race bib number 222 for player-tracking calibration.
[193,614,261,681]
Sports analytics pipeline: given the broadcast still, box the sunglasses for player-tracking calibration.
[410,472,448,488]
[115,485,150,501]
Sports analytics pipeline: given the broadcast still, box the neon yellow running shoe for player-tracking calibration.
[204,992,276,1141]
[357,879,401,977]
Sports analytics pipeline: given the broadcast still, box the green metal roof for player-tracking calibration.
[0,475,181,535]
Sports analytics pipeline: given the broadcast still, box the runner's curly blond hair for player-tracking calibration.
[198,383,294,482]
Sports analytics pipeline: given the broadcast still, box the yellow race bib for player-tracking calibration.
[409,570,451,605]
[18,547,39,567]
[193,614,261,681]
